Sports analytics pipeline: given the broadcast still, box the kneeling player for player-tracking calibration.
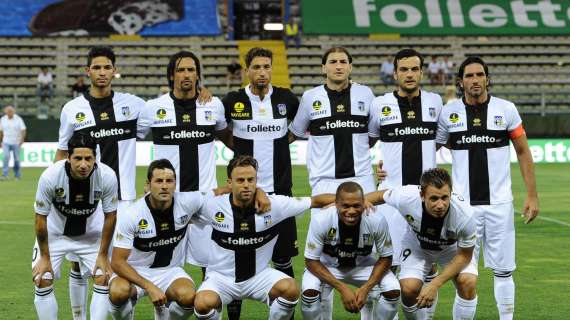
[302,182,400,320]
[193,155,335,320]
[32,133,117,320]
[367,168,478,320]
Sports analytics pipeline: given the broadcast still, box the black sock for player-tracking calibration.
[227,300,242,320]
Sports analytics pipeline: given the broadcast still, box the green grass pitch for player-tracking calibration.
[0,164,569,319]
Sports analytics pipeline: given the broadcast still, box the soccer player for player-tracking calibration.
[302,181,400,320]
[368,48,443,318]
[193,155,335,320]
[289,46,376,318]
[139,50,231,281]
[436,56,539,320]
[32,133,117,320]
[54,46,145,318]
[222,47,300,318]
[367,168,478,319]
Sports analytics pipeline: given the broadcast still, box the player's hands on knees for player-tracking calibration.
[354,287,371,310]
[32,257,54,286]
[254,188,271,213]
[147,284,168,307]
[522,195,539,224]
[416,284,438,309]
[339,286,359,313]
[197,87,213,104]
[376,160,387,182]
[94,254,113,281]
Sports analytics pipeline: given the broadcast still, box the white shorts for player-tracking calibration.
[398,231,478,281]
[32,236,100,279]
[378,204,408,266]
[302,265,400,295]
[186,223,214,267]
[472,202,516,272]
[310,174,376,196]
[110,266,193,300]
[198,268,290,306]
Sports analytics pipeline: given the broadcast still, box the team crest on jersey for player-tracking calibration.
[307,242,316,250]
[121,106,130,117]
[336,104,345,113]
[240,222,249,231]
[156,109,167,120]
[75,112,86,123]
[205,110,213,121]
[327,227,337,239]
[494,115,504,126]
[264,215,272,226]
[182,114,191,123]
[407,110,415,119]
[405,215,414,223]
[93,191,102,201]
[55,188,65,201]
[473,118,481,126]
[35,200,45,208]
[138,219,149,230]
[180,214,190,225]
[358,101,365,111]
[362,233,372,245]
[277,104,287,116]
[100,112,109,121]
[429,107,436,118]
[312,100,322,111]
[214,212,225,223]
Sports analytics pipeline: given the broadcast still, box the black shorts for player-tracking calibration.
[271,189,299,260]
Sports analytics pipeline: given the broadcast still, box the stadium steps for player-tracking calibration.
[237,40,291,88]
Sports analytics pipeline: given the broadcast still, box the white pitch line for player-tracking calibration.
[537,216,570,227]
[0,220,33,226]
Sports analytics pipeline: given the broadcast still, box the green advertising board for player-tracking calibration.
[302,0,570,35]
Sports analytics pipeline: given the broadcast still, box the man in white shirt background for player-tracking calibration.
[37,66,54,100]
[0,105,26,180]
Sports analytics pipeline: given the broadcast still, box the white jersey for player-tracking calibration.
[369,91,442,188]
[290,84,374,187]
[113,192,204,268]
[223,85,299,194]
[383,185,477,250]
[58,91,145,200]
[34,160,118,240]
[304,206,393,268]
[196,194,311,282]
[139,92,227,192]
[436,96,523,205]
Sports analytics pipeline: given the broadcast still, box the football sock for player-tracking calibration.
[108,297,133,320]
[301,293,321,320]
[34,285,58,320]
[402,303,425,320]
[494,271,515,320]
[227,300,242,320]
[269,297,298,320]
[195,308,221,320]
[169,301,194,320]
[375,295,399,320]
[453,293,477,320]
[90,284,109,320]
[69,269,88,320]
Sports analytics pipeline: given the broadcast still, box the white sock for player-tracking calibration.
[361,298,373,320]
[34,285,58,320]
[301,293,321,320]
[453,293,477,320]
[494,273,515,320]
[320,289,334,320]
[69,270,88,320]
[108,298,133,320]
[423,272,439,319]
[375,295,399,320]
[169,301,194,320]
[90,284,109,320]
[154,305,170,320]
[269,297,298,320]
[402,303,425,320]
[194,308,221,320]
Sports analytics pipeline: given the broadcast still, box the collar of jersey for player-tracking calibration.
[324,83,351,96]
[462,95,491,110]
[84,91,114,107]
[245,84,273,102]
[169,91,198,108]
[229,193,257,217]
[393,90,422,106]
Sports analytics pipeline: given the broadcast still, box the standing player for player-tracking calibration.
[289,46,376,318]
[368,49,443,318]
[222,47,300,318]
[139,50,231,280]
[367,168,478,319]
[302,182,400,320]
[32,133,117,320]
[193,155,335,320]
[54,46,145,319]
[436,56,539,320]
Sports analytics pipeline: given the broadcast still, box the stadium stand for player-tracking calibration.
[1,35,570,116]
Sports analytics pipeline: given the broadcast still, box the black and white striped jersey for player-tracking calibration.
[34,160,118,239]
[58,91,145,200]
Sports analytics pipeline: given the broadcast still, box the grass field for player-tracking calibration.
[1,164,569,319]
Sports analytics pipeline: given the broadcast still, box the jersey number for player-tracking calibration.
[402,248,412,261]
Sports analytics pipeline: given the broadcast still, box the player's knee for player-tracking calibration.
[455,274,477,300]
[302,289,320,298]
[36,278,53,288]
[400,280,422,305]
[194,291,221,314]
[381,289,401,300]
[70,261,81,272]
[108,277,132,305]
[93,275,108,286]
[174,287,196,307]
[272,278,299,301]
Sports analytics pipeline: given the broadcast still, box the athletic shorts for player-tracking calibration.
[378,204,408,266]
[472,202,516,272]
[186,222,214,267]
[32,236,100,280]
[198,268,290,306]
[110,266,193,300]
[398,231,478,281]
[302,265,400,295]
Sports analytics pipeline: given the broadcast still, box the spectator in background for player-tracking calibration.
[37,66,54,99]
[71,76,88,97]
[380,58,395,85]
[284,18,301,48]
[443,85,458,104]
[226,59,243,90]
[427,56,443,85]
[0,105,26,180]
[441,56,455,85]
